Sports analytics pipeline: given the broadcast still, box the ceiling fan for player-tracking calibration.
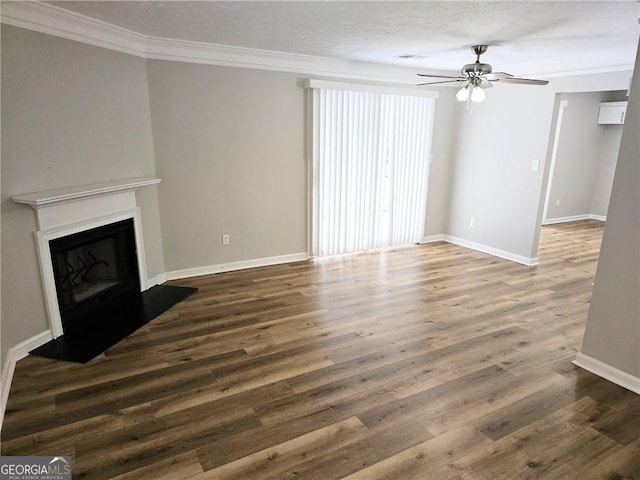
[418,45,549,104]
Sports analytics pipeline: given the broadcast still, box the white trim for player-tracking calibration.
[12,177,161,209]
[304,79,440,98]
[0,1,422,85]
[443,235,539,266]
[1,330,54,432]
[573,353,640,395]
[165,252,309,281]
[543,100,568,223]
[422,234,539,265]
[5,1,631,82]
[542,214,606,225]
[543,214,591,225]
[146,272,168,290]
[144,36,422,84]
[420,234,446,244]
[541,64,635,79]
[0,0,147,56]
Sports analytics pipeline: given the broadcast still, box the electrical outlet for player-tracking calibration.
[555,200,560,207]
[470,219,476,228]
[531,160,540,171]
[222,234,230,245]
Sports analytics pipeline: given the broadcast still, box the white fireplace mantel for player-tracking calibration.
[12,177,161,230]
[12,177,161,207]
[12,176,161,338]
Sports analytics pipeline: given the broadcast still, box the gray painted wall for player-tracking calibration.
[447,83,555,261]
[591,125,623,217]
[424,89,457,238]
[445,71,631,262]
[146,61,458,271]
[580,40,640,377]
[1,26,163,374]
[146,61,307,271]
[546,92,605,220]
[545,91,624,221]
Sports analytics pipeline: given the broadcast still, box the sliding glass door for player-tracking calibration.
[309,83,436,256]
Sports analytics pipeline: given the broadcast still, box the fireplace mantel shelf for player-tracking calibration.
[12,177,161,209]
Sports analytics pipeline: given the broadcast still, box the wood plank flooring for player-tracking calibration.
[4,220,640,479]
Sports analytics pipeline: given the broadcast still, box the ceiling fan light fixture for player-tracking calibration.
[471,85,486,102]
[456,85,470,102]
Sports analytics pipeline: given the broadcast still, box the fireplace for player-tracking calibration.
[13,178,197,363]
[49,218,140,336]
[12,177,162,339]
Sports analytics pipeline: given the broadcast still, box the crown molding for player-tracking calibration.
[1,0,147,56]
[0,0,422,85]
[143,35,423,84]
[1,1,633,83]
[540,64,634,79]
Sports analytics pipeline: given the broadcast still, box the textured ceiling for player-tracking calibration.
[46,1,639,76]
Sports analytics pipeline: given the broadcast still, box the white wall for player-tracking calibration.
[1,26,163,375]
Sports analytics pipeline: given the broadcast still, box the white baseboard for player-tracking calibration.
[1,330,53,432]
[543,214,606,225]
[146,272,167,289]
[421,234,538,266]
[165,252,309,281]
[443,235,539,266]
[573,353,640,394]
[420,234,446,244]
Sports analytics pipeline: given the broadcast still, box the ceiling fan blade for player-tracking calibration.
[416,46,549,90]
[485,72,514,81]
[480,78,494,89]
[497,77,549,85]
[417,73,464,79]
[417,79,467,86]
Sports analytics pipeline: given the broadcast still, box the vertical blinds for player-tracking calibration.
[311,87,435,256]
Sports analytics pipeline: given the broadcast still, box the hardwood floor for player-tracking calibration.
[3,220,640,479]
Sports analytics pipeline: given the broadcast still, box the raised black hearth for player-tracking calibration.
[31,218,196,363]
[30,285,196,363]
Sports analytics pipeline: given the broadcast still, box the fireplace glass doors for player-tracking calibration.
[49,218,140,334]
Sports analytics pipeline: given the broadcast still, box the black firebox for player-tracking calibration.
[49,218,140,336]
